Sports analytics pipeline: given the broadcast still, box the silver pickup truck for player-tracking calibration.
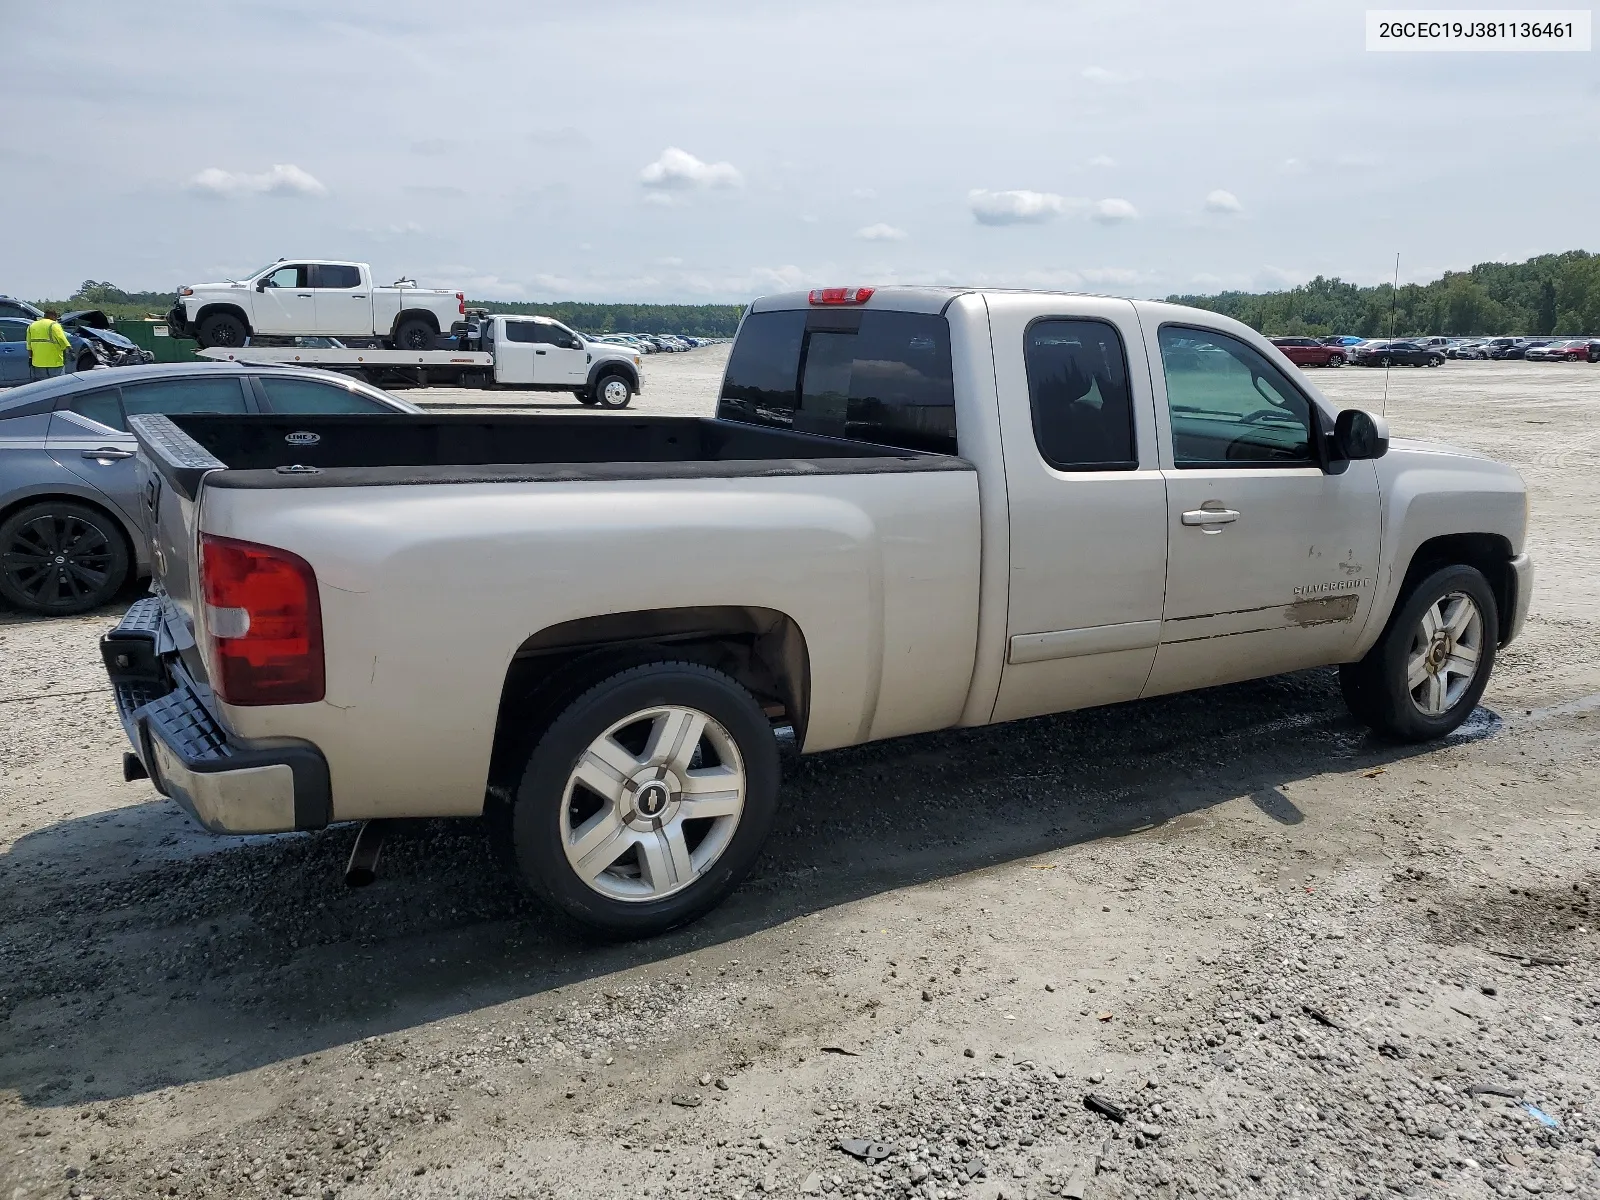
[105,286,1532,936]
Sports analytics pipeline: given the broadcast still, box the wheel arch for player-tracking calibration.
[0,489,141,578]
[193,302,252,335]
[586,358,639,393]
[1392,532,1517,647]
[486,605,810,794]
[390,308,442,338]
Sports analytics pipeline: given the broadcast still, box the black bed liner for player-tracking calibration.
[130,413,971,500]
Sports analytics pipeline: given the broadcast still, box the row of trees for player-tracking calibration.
[471,300,743,338]
[1167,251,1600,337]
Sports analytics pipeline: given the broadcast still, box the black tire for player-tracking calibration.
[1327,354,1344,367]
[1339,564,1498,742]
[593,371,632,409]
[197,312,247,349]
[392,316,437,351]
[575,391,600,406]
[505,659,779,938]
[75,353,97,374]
[0,500,130,616]
[1427,356,1443,367]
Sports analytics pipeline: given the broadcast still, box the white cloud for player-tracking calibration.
[1087,154,1117,168]
[1280,157,1310,175]
[642,192,677,207]
[1082,66,1136,84]
[656,256,684,267]
[1090,197,1139,224]
[799,214,819,224]
[851,187,878,200]
[638,147,743,191]
[855,222,908,241]
[1204,189,1243,214]
[969,189,1081,225]
[186,163,327,199]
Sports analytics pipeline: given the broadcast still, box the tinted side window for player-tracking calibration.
[257,376,392,414]
[718,309,956,455]
[310,264,362,289]
[502,322,540,344]
[1158,326,1313,466]
[60,388,127,432]
[1024,319,1136,471]
[121,377,250,419]
[0,319,26,343]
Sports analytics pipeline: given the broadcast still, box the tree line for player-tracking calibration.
[1167,250,1600,337]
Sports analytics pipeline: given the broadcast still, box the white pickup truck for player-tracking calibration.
[166,260,465,351]
[107,286,1532,936]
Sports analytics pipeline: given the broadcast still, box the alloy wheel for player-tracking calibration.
[2,512,117,610]
[1406,591,1483,716]
[559,705,745,902]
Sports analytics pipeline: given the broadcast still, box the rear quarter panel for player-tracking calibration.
[196,470,981,820]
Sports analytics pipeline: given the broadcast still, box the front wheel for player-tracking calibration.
[1327,353,1344,367]
[505,659,780,937]
[1340,564,1497,742]
[594,372,633,409]
[197,312,247,349]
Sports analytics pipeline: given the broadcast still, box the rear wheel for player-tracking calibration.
[575,391,599,406]
[391,316,437,351]
[0,501,130,616]
[594,372,632,409]
[197,312,247,349]
[1340,564,1497,742]
[503,659,779,937]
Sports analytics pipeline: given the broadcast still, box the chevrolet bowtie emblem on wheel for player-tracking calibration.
[285,431,321,446]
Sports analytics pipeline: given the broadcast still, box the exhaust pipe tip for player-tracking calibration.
[344,820,388,888]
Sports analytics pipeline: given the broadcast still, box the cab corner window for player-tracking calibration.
[1024,319,1137,471]
[60,389,127,432]
[258,375,391,414]
[1157,326,1314,466]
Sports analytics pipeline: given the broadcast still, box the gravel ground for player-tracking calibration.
[3,350,1599,1200]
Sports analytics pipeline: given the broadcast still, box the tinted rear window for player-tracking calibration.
[718,309,956,455]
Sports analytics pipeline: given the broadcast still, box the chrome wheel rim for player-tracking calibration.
[560,705,745,902]
[2,513,116,608]
[602,379,629,406]
[1407,592,1483,716]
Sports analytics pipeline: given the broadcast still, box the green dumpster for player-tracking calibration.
[113,319,203,364]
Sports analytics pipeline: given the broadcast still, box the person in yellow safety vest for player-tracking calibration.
[26,309,73,382]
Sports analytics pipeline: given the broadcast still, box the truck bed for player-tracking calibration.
[132,413,970,498]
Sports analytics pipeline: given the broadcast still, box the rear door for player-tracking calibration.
[47,376,255,535]
[493,319,538,383]
[253,264,315,335]
[0,319,31,384]
[1140,319,1381,696]
[985,296,1169,721]
[308,264,370,336]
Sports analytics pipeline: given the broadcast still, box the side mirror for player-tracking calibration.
[255,279,269,292]
[1335,408,1389,460]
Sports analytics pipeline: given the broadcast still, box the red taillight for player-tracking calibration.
[200,534,324,706]
[808,286,875,305]
[457,292,466,315]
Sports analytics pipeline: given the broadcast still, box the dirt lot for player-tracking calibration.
[3,349,1599,1200]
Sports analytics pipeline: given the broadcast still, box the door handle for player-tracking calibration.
[82,447,135,461]
[297,293,313,298]
[536,350,547,355]
[352,294,366,299]
[1181,507,1240,528]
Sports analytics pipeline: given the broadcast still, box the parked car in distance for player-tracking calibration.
[1270,336,1346,367]
[1525,338,1594,362]
[167,260,465,351]
[110,285,1531,937]
[1449,340,1490,359]
[1352,340,1444,367]
[0,297,155,370]
[0,363,421,615]
[1490,338,1548,360]
[0,317,95,384]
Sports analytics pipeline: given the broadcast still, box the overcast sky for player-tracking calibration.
[4,1,1596,303]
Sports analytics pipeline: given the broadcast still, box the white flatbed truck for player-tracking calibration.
[198,313,642,407]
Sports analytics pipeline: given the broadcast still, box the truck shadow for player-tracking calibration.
[0,667,1496,1108]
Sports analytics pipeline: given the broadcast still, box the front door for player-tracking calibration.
[0,319,32,384]
[533,323,591,386]
[988,296,1170,722]
[1140,320,1382,697]
[253,264,315,335]
[308,263,370,337]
